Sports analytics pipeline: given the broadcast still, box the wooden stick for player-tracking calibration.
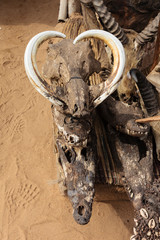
[136,115,160,123]
[68,0,81,17]
[58,0,68,22]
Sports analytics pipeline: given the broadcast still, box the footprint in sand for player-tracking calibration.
[5,180,40,219]
[10,116,25,143]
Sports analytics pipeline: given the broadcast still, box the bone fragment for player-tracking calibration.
[135,12,160,46]
[58,0,68,22]
[68,0,81,17]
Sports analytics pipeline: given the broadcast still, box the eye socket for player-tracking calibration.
[74,104,78,113]
[120,93,128,102]
[65,149,73,163]
[82,61,86,69]
[78,206,85,216]
[64,116,74,124]
[70,136,74,144]
[64,148,76,163]
[81,148,87,159]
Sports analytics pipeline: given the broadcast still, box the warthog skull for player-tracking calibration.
[24,30,125,224]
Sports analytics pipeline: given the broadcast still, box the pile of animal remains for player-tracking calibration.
[24,0,160,239]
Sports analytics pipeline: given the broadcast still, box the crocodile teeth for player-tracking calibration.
[148,218,156,229]
[131,130,135,134]
[130,192,134,199]
[140,208,148,219]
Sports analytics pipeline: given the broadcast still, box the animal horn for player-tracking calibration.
[92,0,128,45]
[135,12,160,46]
[73,29,125,107]
[24,31,66,107]
[128,68,159,116]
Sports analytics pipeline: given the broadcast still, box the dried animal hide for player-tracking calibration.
[129,67,160,162]
[24,28,125,225]
[118,134,153,210]
[56,130,96,225]
[26,0,160,228]
[97,88,160,239]
[43,39,99,225]
[79,1,160,238]
[98,96,150,137]
[98,96,153,208]
[123,68,160,238]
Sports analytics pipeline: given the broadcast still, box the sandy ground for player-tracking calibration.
[0,0,134,239]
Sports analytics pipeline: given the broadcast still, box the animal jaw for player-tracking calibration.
[114,130,153,211]
[98,96,150,138]
[56,131,96,225]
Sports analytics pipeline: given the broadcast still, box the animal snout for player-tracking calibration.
[73,103,89,117]
[73,201,92,225]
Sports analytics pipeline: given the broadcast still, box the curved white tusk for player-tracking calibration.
[24,31,66,106]
[73,29,125,107]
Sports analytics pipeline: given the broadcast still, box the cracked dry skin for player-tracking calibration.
[98,94,154,210]
[43,38,102,225]
[56,130,96,225]
[111,127,153,210]
[53,107,96,225]
[98,73,160,238]
[41,1,159,228]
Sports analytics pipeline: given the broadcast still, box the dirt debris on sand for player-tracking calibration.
[0,0,134,239]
